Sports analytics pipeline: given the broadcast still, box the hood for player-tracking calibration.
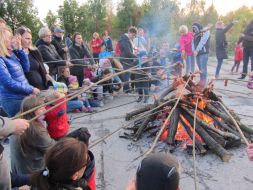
[119,33,130,43]
[192,22,203,34]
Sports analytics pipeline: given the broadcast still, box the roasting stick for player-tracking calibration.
[218,102,250,146]
[193,97,199,190]
[143,76,192,157]
[13,63,173,121]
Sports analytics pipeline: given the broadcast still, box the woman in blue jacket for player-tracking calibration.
[0,26,40,117]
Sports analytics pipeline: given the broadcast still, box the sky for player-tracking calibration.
[34,0,253,21]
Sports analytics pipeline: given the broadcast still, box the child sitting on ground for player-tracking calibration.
[57,67,90,113]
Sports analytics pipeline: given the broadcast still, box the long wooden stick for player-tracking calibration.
[218,102,250,146]
[193,98,199,190]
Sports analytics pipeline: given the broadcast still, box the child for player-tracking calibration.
[57,67,89,113]
[159,42,169,66]
[126,153,180,190]
[67,128,96,190]
[169,43,184,77]
[231,42,243,73]
[135,51,151,103]
[42,90,70,140]
[247,71,253,89]
[31,138,91,190]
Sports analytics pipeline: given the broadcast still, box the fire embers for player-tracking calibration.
[123,76,253,162]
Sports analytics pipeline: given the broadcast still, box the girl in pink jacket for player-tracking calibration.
[179,25,195,75]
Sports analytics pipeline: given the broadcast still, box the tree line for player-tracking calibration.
[1,0,253,53]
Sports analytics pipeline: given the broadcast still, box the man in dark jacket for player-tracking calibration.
[119,26,138,92]
[192,22,210,88]
[51,27,68,60]
[215,20,236,78]
[69,32,95,86]
[37,27,69,77]
[238,20,253,79]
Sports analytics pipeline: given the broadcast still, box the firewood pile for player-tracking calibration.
[122,76,253,162]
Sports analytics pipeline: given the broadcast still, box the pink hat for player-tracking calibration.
[68,75,77,84]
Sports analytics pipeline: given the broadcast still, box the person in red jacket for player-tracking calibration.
[231,42,243,73]
[44,90,69,140]
[90,32,103,63]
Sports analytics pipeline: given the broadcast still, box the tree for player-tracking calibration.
[87,0,107,34]
[0,0,42,41]
[44,10,58,28]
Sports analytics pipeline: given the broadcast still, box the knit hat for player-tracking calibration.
[192,22,203,34]
[136,153,180,190]
[68,75,77,84]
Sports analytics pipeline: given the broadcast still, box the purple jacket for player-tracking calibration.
[180,32,194,56]
[0,49,34,100]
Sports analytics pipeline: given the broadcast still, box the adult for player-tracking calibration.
[51,27,68,60]
[192,23,210,88]
[90,32,103,63]
[102,30,113,53]
[0,116,29,190]
[133,28,147,54]
[65,33,73,48]
[69,32,95,86]
[16,26,48,90]
[238,20,253,79]
[126,153,180,190]
[31,138,89,190]
[179,25,195,75]
[119,26,138,92]
[36,27,69,77]
[0,26,40,117]
[215,20,236,78]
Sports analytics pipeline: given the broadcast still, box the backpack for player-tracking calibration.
[115,41,121,56]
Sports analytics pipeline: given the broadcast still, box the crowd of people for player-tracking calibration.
[0,15,253,190]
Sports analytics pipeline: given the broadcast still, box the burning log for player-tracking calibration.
[124,75,252,161]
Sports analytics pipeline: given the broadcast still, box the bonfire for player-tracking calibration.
[123,75,253,162]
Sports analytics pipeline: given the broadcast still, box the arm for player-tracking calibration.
[69,47,84,65]
[83,46,95,65]
[223,22,234,33]
[0,117,16,140]
[33,127,54,153]
[13,49,30,72]
[0,59,34,94]
[38,45,66,67]
[243,34,253,41]
[120,41,137,59]
[195,31,210,53]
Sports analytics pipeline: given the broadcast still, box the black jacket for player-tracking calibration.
[51,35,67,60]
[119,34,137,68]
[69,43,94,76]
[241,22,253,48]
[37,39,66,75]
[215,22,234,59]
[25,49,48,90]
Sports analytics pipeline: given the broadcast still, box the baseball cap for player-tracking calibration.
[136,153,180,190]
[54,27,65,33]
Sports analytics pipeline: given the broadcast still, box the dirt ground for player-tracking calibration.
[4,57,253,190]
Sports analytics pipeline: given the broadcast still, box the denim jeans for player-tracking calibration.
[196,54,208,86]
[1,98,23,117]
[242,47,253,77]
[122,69,131,92]
[186,55,195,75]
[67,100,83,113]
[215,58,223,77]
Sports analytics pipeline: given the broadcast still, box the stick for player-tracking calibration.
[218,102,250,146]
[193,97,199,190]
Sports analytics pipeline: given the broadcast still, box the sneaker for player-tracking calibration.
[136,96,143,103]
[74,109,81,113]
[87,107,94,113]
[81,107,88,112]
[98,101,104,107]
[238,76,246,80]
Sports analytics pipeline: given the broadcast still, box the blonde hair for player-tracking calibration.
[38,27,51,39]
[93,32,99,38]
[179,25,188,34]
[0,26,13,57]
